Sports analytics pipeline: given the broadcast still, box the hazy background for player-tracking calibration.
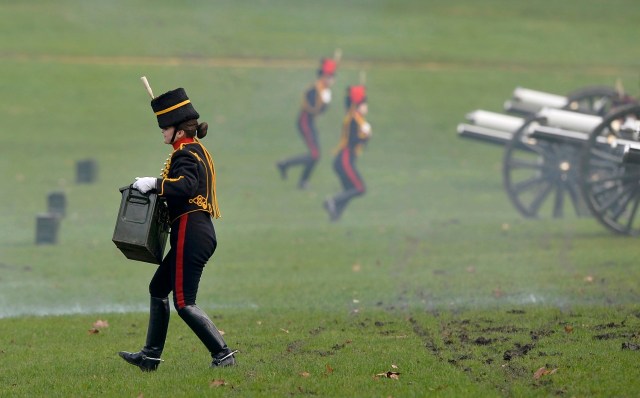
[1,0,639,318]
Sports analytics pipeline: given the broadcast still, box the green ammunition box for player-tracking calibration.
[112,186,169,264]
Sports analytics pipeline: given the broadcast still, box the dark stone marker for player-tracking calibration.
[47,191,66,217]
[36,213,60,245]
[76,159,98,184]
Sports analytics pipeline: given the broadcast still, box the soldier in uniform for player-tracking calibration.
[119,88,237,370]
[323,85,372,221]
[276,57,337,189]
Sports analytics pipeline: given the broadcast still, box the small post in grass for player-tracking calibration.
[35,213,60,245]
[47,191,66,217]
[76,158,98,184]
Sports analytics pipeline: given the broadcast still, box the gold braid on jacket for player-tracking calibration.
[334,108,369,156]
[159,139,221,220]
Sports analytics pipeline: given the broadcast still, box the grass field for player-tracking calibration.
[1,0,640,396]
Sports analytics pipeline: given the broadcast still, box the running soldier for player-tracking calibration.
[324,85,371,221]
[276,56,338,189]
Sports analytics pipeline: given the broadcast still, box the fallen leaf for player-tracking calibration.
[92,319,109,329]
[533,367,557,380]
[87,328,99,334]
[326,364,334,374]
[352,263,361,272]
[391,364,399,369]
[584,275,594,283]
[300,371,310,378]
[219,329,225,336]
[564,325,574,333]
[533,367,546,379]
[280,328,289,334]
[375,371,401,380]
[209,379,227,388]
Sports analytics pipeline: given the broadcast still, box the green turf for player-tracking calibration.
[1,0,640,396]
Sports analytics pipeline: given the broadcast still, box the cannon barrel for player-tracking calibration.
[456,123,513,146]
[510,87,568,108]
[504,87,568,114]
[503,100,542,116]
[457,110,523,147]
[527,125,590,145]
[536,108,602,133]
[465,110,524,132]
[529,124,640,151]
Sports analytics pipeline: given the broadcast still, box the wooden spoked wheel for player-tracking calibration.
[580,104,640,235]
[503,117,589,218]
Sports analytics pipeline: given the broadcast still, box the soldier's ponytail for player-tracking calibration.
[196,122,208,139]
[176,119,208,139]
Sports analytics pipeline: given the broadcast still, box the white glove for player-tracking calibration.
[361,122,372,137]
[320,88,332,104]
[133,177,157,194]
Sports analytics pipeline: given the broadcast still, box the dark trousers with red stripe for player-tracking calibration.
[147,211,230,359]
[149,211,217,309]
[332,149,366,216]
[280,111,320,186]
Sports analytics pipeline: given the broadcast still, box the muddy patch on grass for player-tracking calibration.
[503,343,534,360]
[591,321,639,341]
[313,340,352,357]
[406,310,564,394]
[622,342,640,350]
[405,308,640,395]
[473,336,495,345]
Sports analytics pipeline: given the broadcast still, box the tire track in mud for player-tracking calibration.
[1,53,632,76]
[408,315,443,359]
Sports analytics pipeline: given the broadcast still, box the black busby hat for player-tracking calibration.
[151,88,200,128]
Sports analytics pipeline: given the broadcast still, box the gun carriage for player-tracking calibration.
[458,86,640,235]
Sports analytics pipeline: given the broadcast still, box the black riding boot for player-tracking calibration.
[277,154,316,189]
[178,305,237,367]
[324,188,363,221]
[335,188,363,215]
[119,296,170,371]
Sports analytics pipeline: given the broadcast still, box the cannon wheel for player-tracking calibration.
[580,104,640,235]
[503,117,589,218]
[565,85,620,116]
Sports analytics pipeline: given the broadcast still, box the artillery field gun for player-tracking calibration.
[457,85,640,235]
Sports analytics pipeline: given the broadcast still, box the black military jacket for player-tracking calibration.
[334,109,372,157]
[300,80,330,117]
[156,139,220,222]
